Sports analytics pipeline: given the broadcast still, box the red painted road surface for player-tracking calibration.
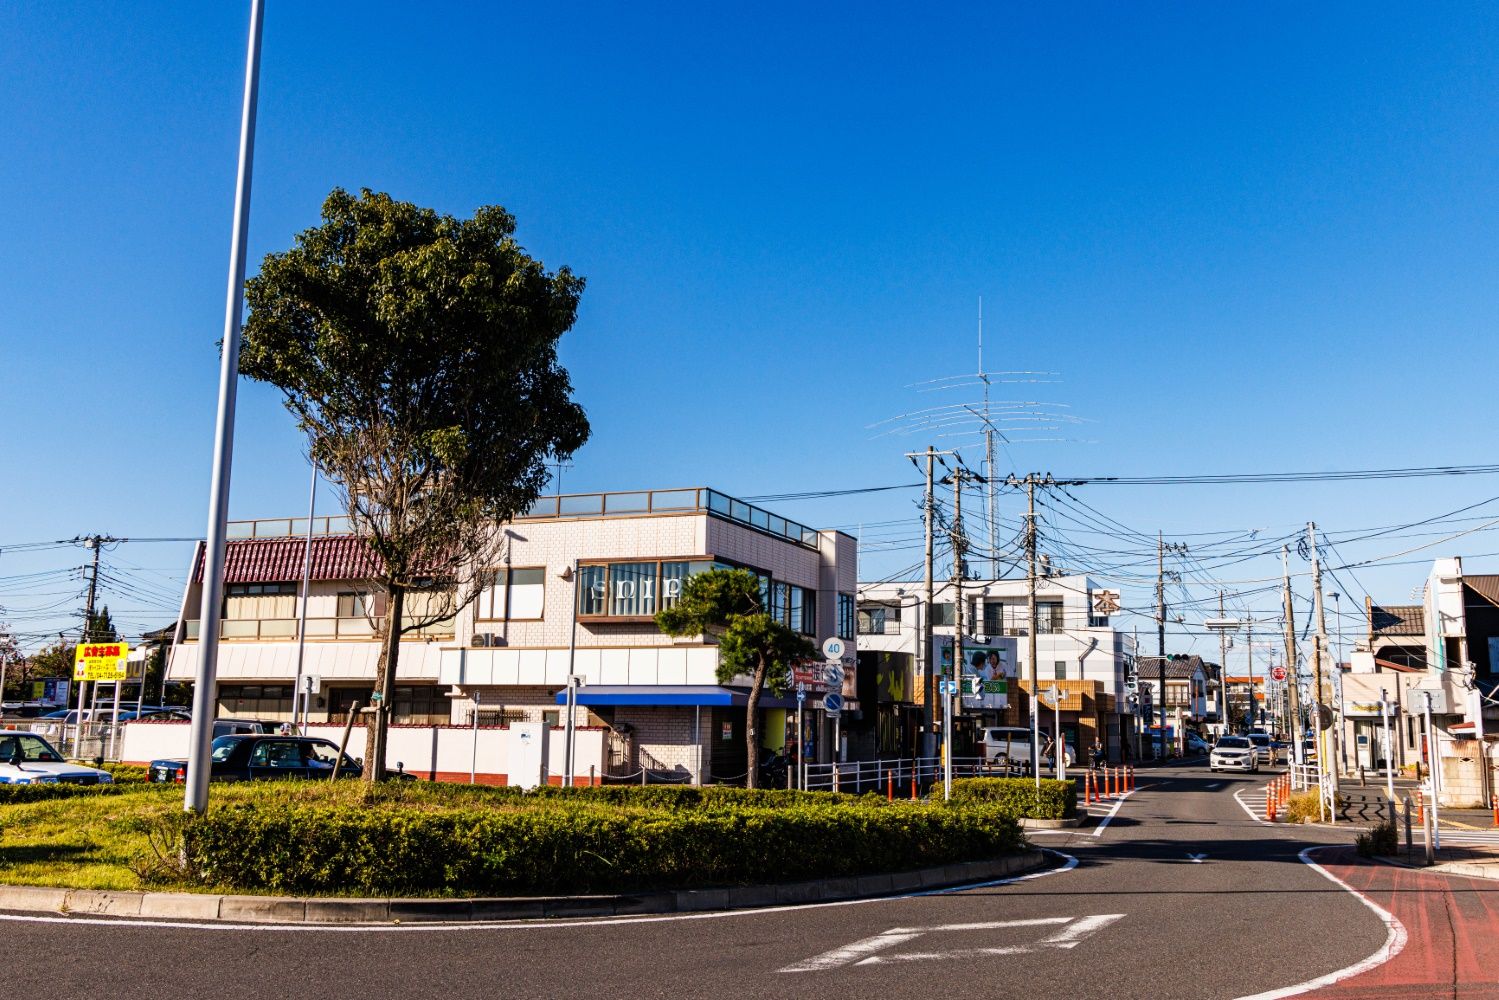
[1309,848,1499,999]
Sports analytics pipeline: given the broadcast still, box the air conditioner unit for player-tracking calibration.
[471,633,503,648]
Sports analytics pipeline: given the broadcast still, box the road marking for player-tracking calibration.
[1231,847,1407,1000]
[1091,790,1134,836]
[1203,782,1224,791]
[780,914,1125,972]
[1187,853,1207,863]
[1233,785,1270,825]
[0,852,1080,935]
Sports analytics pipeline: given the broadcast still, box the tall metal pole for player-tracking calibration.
[1245,620,1255,731]
[1380,687,1395,807]
[564,559,580,786]
[1157,532,1167,755]
[1027,477,1040,788]
[291,459,317,734]
[185,0,265,814]
[1282,545,1303,775]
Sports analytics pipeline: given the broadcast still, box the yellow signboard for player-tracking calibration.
[74,642,130,682]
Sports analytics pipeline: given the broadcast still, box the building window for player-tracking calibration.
[837,593,855,640]
[476,567,545,620]
[218,684,294,718]
[931,602,955,627]
[770,582,789,625]
[858,606,888,635]
[577,560,718,619]
[1035,601,1064,634]
[223,582,296,620]
[337,591,376,620]
[1054,661,1067,680]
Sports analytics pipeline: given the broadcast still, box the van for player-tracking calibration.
[978,726,1075,767]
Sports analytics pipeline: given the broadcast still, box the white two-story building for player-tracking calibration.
[166,487,857,783]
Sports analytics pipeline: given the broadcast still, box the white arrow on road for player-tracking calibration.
[1187,853,1208,863]
[779,914,1125,972]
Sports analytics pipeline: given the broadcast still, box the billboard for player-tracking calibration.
[73,642,129,682]
[934,635,1016,710]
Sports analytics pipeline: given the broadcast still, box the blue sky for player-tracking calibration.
[2,2,1498,660]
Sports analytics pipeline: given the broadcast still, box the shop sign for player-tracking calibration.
[73,642,129,682]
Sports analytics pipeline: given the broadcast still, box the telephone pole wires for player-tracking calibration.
[1308,521,1339,812]
[907,446,955,760]
[1155,533,1187,754]
[1282,545,1304,772]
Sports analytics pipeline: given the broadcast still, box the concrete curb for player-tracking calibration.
[1020,816,1082,829]
[0,850,1049,925]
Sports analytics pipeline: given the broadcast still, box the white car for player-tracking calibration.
[0,731,114,786]
[1209,735,1260,773]
[979,726,1076,768]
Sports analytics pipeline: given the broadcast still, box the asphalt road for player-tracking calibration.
[1,764,1392,1000]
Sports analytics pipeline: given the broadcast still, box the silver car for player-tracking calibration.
[1210,735,1260,773]
[0,731,115,785]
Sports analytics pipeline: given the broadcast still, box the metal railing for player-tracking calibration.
[228,515,354,538]
[518,487,822,549]
[800,755,1040,794]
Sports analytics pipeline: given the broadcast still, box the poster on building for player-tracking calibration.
[73,642,129,682]
[933,635,1013,710]
[34,678,69,707]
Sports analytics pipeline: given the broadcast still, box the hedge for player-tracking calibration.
[0,780,172,805]
[947,777,1077,819]
[181,796,1024,896]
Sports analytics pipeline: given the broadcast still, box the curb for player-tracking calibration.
[0,850,1049,925]
[1021,816,1082,829]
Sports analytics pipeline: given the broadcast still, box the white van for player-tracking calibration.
[979,726,1075,767]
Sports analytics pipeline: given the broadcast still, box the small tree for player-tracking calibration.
[655,569,816,788]
[241,188,590,781]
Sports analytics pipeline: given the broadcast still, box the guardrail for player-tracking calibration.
[800,755,1042,795]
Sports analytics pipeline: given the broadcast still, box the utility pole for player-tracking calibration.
[1026,477,1040,787]
[1282,545,1303,773]
[1218,590,1229,735]
[72,535,109,755]
[907,446,953,760]
[1308,521,1339,813]
[948,464,972,801]
[1245,619,1256,731]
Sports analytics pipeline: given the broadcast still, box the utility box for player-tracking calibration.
[507,721,551,789]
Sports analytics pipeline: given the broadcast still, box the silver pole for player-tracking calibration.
[1055,696,1064,782]
[1380,688,1395,807]
[185,0,264,814]
[291,458,317,734]
[563,559,579,786]
[1425,690,1440,850]
[469,691,481,784]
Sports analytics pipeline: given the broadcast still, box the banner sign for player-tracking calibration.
[934,636,1015,710]
[73,642,129,682]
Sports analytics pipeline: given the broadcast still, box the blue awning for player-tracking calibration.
[555,685,802,709]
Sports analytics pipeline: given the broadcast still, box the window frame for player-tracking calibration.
[474,566,547,622]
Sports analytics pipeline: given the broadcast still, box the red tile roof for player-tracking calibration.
[192,536,381,584]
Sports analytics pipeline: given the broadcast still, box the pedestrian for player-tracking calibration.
[1121,738,1131,763]
[1091,738,1105,769]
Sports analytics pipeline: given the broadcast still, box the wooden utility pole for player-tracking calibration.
[1026,476,1040,785]
[1219,590,1229,733]
[1157,533,1167,752]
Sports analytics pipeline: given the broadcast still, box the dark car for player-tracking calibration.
[148,734,361,784]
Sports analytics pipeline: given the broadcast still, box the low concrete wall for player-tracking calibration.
[120,720,606,786]
[1438,738,1499,808]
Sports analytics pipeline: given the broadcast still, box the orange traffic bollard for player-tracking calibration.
[1086,770,1095,804]
[887,769,894,802]
[1492,796,1497,828]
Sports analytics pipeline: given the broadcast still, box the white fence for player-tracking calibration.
[118,720,606,786]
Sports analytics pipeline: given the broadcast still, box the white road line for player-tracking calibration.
[0,851,1082,935]
[1233,785,1270,825]
[1091,790,1134,836]
[1042,912,1125,947]
[780,931,924,972]
[1231,847,1407,1000]
[1203,782,1224,791]
[786,913,1125,971]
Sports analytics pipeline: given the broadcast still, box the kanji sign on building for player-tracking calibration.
[74,642,129,682]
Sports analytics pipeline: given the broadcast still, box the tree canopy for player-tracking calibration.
[240,188,590,779]
[656,569,817,787]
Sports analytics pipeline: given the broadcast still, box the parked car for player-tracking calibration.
[148,734,361,784]
[979,726,1075,768]
[1184,733,1212,756]
[0,731,114,785]
[1210,735,1260,773]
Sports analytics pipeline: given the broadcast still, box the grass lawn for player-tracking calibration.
[0,784,183,890]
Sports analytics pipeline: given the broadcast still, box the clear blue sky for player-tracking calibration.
[2,2,1498,659]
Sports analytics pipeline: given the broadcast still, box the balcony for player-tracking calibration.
[519,487,821,549]
[183,617,454,641]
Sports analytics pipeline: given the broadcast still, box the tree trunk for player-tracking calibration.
[364,583,404,783]
[744,657,766,789]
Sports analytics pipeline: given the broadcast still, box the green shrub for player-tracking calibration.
[98,763,150,784]
[181,796,1023,896]
[1355,818,1399,857]
[0,781,171,805]
[947,777,1077,819]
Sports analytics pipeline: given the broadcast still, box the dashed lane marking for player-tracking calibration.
[1091,790,1134,836]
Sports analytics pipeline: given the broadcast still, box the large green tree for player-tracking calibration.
[240,188,590,781]
[655,569,816,788]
